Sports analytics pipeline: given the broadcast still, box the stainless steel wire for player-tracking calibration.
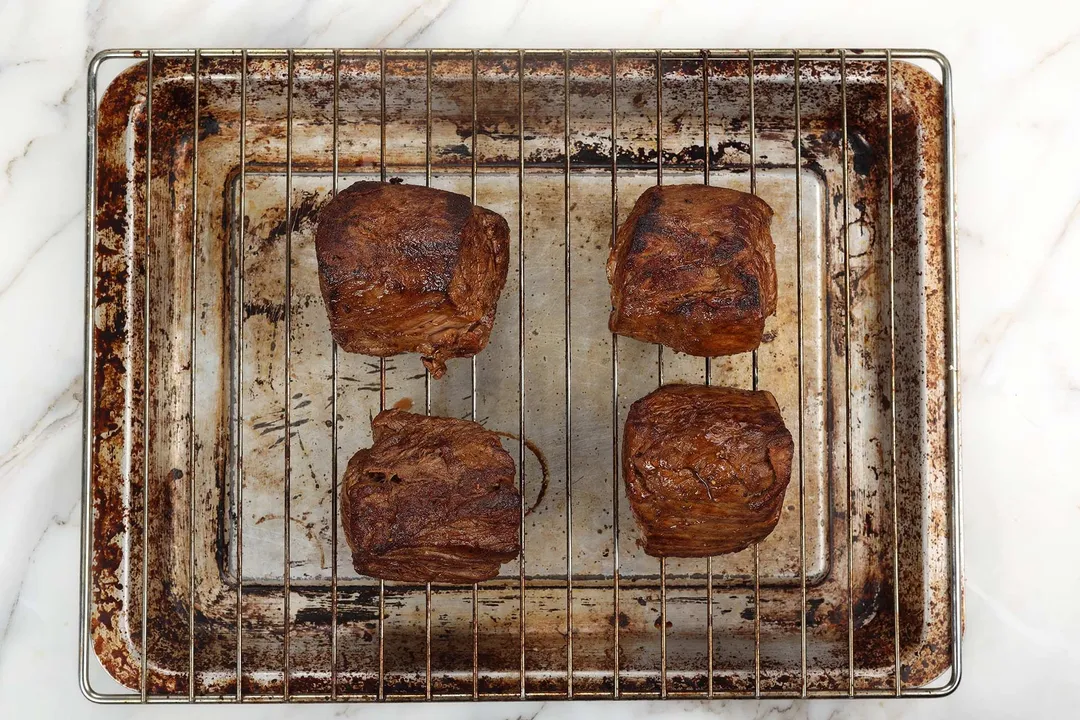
[840,49,855,697]
[140,50,154,704]
[944,54,963,697]
[283,48,295,701]
[236,49,247,703]
[188,49,200,702]
[701,49,714,700]
[886,50,903,697]
[470,49,480,701]
[794,50,807,698]
[563,49,575,698]
[609,49,622,700]
[424,48,434,702]
[377,48,387,703]
[80,46,101,707]
[655,49,667,701]
[517,47,527,701]
[747,49,762,700]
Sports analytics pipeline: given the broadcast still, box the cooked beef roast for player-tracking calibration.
[315,182,510,378]
[340,409,521,583]
[623,384,794,557]
[608,184,777,356]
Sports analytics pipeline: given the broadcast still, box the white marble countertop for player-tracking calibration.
[2,0,1079,717]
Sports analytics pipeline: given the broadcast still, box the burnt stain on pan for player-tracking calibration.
[847,130,876,176]
[492,430,550,516]
[243,298,286,323]
[569,140,609,165]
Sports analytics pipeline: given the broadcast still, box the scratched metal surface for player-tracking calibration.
[86,50,956,700]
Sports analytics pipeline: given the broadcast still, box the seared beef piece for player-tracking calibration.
[623,384,794,557]
[608,184,777,356]
[315,182,510,378]
[340,409,521,583]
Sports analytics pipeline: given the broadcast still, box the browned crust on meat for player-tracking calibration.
[315,182,510,378]
[608,184,777,357]
[622,384,794,557]
[340,409,521,583]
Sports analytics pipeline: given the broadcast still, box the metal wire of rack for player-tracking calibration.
[81,48,961,703]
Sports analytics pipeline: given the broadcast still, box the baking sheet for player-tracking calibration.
[84,50,960,700]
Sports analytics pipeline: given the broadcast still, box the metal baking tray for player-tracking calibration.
[81,48,961,702]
